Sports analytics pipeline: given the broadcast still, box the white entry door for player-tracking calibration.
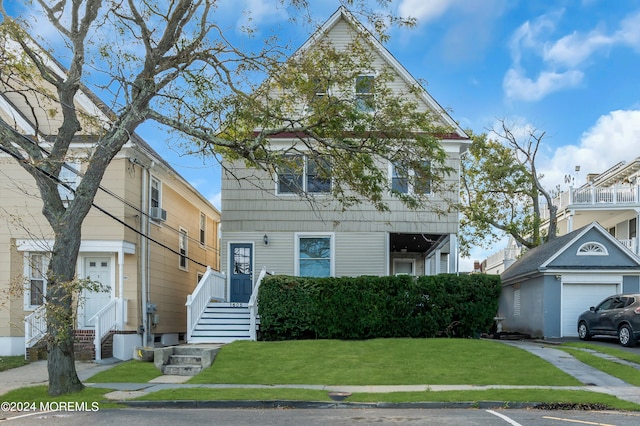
[83,257,112,327]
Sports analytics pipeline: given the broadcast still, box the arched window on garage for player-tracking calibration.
[576,242,608,256]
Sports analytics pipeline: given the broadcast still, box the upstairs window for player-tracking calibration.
[179,228,188,270]
[391,161,432,195]
[150,177,161,209]
[58,161,81,203]
[199,212,206,246]
[355,75,374,112]
[277,155,331,195]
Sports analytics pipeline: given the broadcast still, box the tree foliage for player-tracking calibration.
[0,0,453,395]
[458,120,557,257]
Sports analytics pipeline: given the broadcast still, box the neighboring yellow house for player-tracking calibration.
[0,37,220,360]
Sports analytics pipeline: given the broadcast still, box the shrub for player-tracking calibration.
[257,274,501,340]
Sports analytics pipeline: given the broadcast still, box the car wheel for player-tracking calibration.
[618,324,637,347]
[578,322,591,341]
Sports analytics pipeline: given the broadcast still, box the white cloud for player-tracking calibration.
[540,110,640,191]
[543,30,613,68]
[398,0,456,22]
[503,68,583,101]
[505,9,640,101]
[236,0,288,31]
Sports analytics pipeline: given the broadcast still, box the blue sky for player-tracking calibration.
[12,0,640,271]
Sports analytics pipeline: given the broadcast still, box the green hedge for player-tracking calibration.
[257,274,501,340]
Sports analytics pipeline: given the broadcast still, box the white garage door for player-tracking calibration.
[562,283,618,337]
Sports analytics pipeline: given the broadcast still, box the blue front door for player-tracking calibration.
[230,243,253,303]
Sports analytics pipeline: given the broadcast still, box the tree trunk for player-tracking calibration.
[45,217,84,396]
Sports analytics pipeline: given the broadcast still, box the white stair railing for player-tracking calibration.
[248,267,271,341]
[90,298,126,361]
[185,267,226,342]
[24,304,47,355]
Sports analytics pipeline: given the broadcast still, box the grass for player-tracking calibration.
[563,341,640,364]
[0,385,123,409]
[559,347,640,386]
[135,388,640,411]
[87,359,163,383]
[0,356,27,372]
[187,338,582,386]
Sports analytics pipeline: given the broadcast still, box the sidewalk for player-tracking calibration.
[2,340,640,406]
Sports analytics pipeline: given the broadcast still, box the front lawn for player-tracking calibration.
[0,356,27,372]
[188,338,582,386]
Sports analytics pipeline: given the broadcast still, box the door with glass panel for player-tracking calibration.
[230,243,253,303]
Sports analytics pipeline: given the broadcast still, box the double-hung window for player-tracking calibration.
[150,177,161,209]
[296,234,333,277]
[26,253,48,308]
[58,161,81,203]
[277,155,331,194]
[179,228,188,270]
[391,160,432,195]
[199,212,206,246]
[355,75,374,112]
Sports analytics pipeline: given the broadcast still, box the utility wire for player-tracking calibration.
[0,122,216,268]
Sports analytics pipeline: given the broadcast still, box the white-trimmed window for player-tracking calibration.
[577,242,608,256]
[58,161,81,203]
[277,155,331,195]
[150,177,161,209]
[25,253,49,309]
[199,212,206,246]
[179,227,188,270]
[295,233,334,277]
[355,74,374,112]
[390,161,431,195]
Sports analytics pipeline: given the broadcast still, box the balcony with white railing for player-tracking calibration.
[185,266,226,342]
[90,298,127,361]
[541,184,640,220]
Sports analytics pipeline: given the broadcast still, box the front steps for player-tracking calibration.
[189,303,254,344]
[154,345,221,376]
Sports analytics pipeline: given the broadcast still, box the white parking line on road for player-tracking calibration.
[486,410,523,426]
[542,416,615,426]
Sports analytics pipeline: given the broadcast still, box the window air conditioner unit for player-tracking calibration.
[150,207,167,222]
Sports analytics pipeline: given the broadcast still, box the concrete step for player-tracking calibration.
[162,364,203,376]
[167,354,202,365]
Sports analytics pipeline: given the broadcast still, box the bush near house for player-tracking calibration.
[258,274,501,340]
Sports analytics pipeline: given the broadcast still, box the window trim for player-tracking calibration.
[294,232,335,277]
[389,161,432,195]
[58,161,81,204]
[576,242,608,256]
[24,252,49,310]
[355,74,375,112]
[276,155,331,195]
[150,175,162,209]
[179,227,188,271]
[199,212,206,246]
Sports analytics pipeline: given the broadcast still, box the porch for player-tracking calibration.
[185,266,269,344]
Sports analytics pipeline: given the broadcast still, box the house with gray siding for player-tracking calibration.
[184,7,470,343]
[498,222,640,339]
[221,8,468,291]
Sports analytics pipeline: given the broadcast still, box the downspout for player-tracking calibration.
[140,161,150,346]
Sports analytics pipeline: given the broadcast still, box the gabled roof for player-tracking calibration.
[293,6,469,141]
[500,222,640,284]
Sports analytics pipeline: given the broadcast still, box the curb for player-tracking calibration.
[118,399,540,410]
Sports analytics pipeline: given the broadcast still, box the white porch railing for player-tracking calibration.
[249,267,270,341]
[90,298,127,361]
[185,267,226,342]
[24,304,47,355]
[542,184,640,220]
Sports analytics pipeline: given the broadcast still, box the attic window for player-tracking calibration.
[577,242,608,256]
